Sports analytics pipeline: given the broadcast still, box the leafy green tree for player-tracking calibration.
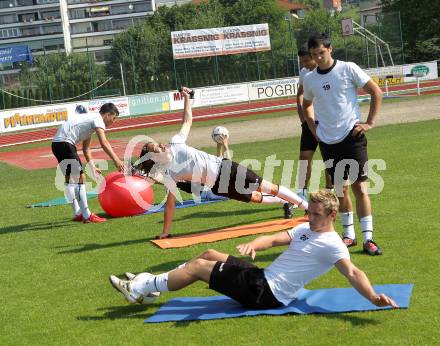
[381,0,440,62]
[19,53,106,101]
[108,0,227,93]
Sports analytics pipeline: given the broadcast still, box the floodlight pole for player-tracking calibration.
[0,73,5,110]
[173,58,178,90]
[119,63,126,96]
[398,11,405,64]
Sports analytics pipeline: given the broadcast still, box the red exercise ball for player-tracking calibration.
[98,172,154,217]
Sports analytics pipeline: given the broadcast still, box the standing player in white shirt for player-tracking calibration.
[135,87,309,239]
[302,33,383,255]
[52,103,125,223]
[295,46,333,203]
[109,190,397,310]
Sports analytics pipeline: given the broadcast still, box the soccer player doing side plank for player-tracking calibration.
[136,87,308,239]
[109,190,397,310]
[302,33,384,256]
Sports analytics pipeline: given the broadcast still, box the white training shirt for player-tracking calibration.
[53,114,106,145]
[303,60,371,144]
[264,223,350,306]
[165,132,222,187]
[298,67,313,86]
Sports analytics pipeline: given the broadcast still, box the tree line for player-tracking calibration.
[0,0,437,110]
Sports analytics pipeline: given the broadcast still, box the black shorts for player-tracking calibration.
[51,142,83,177]
[176,181,196,194]
[209,255,282,309]
[319,129,368,184]
[211,159,262,203]
[300,121,319,152]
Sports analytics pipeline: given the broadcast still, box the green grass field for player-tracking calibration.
[1,115,440,345]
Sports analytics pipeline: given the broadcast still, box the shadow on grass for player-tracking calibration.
[96,304,382,327]
[0,220,77,235]
[165,311,382,327]
[315,312,381,326]
[56,217,287,255]
[77,304,159,321]
[57,237,152,254]
[171,205,283,222]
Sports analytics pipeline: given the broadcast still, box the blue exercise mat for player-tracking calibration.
[26,192,99,208]
[145,284,413,323]
[27,192,227,211]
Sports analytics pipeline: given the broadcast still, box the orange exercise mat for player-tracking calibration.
[150,216,308,249]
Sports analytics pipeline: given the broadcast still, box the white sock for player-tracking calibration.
[260,194,286,204]
[132,273,169,295]
[65,183,81,216]
[76,184,91,219]
[360,215,373,242]
[277,185,308,210]
[341,212,355,239]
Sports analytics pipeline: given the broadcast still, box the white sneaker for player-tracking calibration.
[124,272,136,280]
[117,273,161,304]
[109,275,144,304]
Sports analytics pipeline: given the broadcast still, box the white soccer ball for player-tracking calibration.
[211,126,229,144]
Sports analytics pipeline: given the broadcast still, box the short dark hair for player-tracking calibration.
[99,103,119,116]
[307,33,332,50]
[298,45,311,57]
[137,143,156,176]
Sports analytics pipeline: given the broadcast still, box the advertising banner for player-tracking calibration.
[0,45,32,64]
[168,78,298,111]
[171,23,271,59]
[0,97,129,133]
[87,97,130,117]
[129,92,170,116]
[168,84,249,111]
[248,78,299,100]
[365,61,438,85]
[1,104,70,133]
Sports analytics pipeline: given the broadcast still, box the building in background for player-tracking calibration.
[0,0,155,86]
[159,0,191,7]
[323,0,342,12]
[277,0,307,18]
[359,0,382,26]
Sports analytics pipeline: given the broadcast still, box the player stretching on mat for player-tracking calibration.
[52,103,125,223]
[109,190,397,310]
[136,87,308,239]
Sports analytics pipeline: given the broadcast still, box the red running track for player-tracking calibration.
[1,79,439,148]
[0,99,295,148]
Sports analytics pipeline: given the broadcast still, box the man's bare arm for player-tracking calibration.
[236,231,292,259]
[179,87,193,138]
[335,258,398,308]
[303,99,318,140]
[353,80,383,136]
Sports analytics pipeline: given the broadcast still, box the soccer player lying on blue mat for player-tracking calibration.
[109,190,397,310]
